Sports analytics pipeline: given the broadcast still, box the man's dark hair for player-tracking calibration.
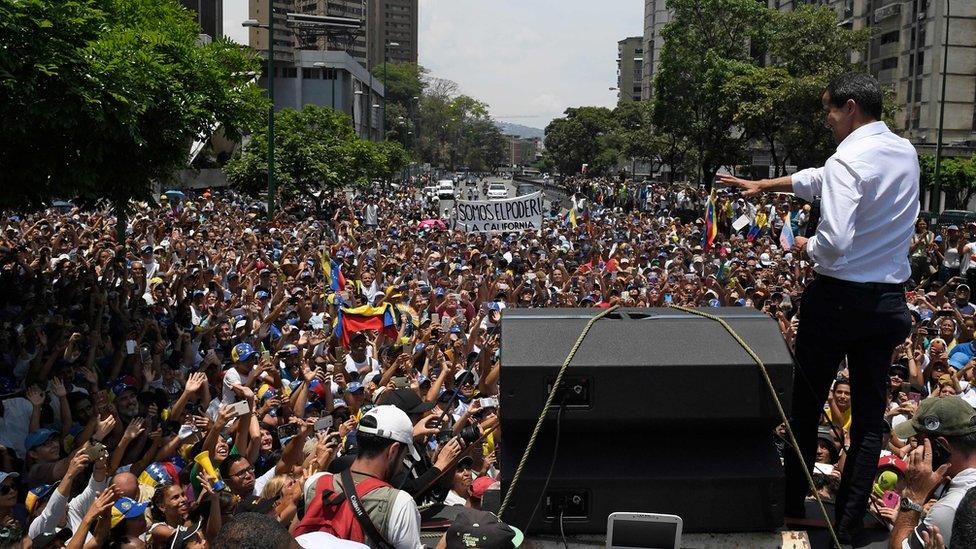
[825,72,883,120]
[947,432,976,455]
[213,512,295,549]
[218,454,249,480]
[356,415,397,459]
[951,486,976,547]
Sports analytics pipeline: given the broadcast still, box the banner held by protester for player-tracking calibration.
[455,192,544,233]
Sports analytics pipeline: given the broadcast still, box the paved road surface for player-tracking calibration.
[435,176,565,214]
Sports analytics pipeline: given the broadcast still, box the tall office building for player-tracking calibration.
[367,0,419,70]
[866,0,974,156]
[248,0,298,63]
[772,0,975,158]
[617,37,644,104]
[641,0,671,100]
[180,0,223,41]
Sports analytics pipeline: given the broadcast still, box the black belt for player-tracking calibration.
[816,274,904,293]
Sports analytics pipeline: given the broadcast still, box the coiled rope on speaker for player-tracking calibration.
[497,304,840,549]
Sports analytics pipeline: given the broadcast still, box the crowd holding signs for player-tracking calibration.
[0,168,976,548]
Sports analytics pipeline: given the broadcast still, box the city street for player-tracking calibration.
[434,175,569,214]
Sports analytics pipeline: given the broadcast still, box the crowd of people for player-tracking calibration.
[1,172,976,548]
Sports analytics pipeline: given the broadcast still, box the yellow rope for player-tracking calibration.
[666,303,841,549]
[498,304,620,520]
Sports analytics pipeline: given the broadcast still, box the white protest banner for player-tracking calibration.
[455,192,544,233]
[732,214,751,232]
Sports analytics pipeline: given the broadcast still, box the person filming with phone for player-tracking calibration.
[889,396,976,548]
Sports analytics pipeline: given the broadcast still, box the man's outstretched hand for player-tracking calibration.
[717,173,764,197]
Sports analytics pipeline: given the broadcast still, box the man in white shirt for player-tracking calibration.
[295,406,423,549]
[719,72,917,542]
[364,200,379,229]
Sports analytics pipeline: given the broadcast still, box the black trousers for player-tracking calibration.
[784,277,911,531]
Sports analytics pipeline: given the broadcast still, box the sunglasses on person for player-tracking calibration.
[0,484,13,496]
[230,465,255,479]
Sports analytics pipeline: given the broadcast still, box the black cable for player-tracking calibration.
[523,398,567,533]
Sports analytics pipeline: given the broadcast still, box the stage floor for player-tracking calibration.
[525,531,811,548]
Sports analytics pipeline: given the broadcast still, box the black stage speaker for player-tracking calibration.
[498,307,792,534]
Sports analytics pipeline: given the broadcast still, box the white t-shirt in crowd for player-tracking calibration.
[345,348,378,376]
[222,367,246,404]
[253,465,278,497]
[365,205,379,227]
[0,397,33,459]
[909,468,976,548]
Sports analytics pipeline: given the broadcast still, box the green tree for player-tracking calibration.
[652,0,768,185]
[765,5,871,172]
[544,107,618,176]
[0,0,266,218]
[373,62,426,149]
[613,99,687,174]
[224,105,400,209]
[373,140,411,181]
[919,154,976,209]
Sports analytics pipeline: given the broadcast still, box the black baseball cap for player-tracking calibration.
[383,388,436,416]
[446,509,523,548]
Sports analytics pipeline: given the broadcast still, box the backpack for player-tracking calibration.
[293,472,391,543]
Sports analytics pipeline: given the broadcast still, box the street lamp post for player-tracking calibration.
[354,88,364,137]
[382,41,399,139]
[933,0,951,212]
[243,13,276,219]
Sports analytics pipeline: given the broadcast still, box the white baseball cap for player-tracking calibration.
[358,405,420,461]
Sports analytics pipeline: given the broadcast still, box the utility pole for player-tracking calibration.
[933,0,951,213]
[267,0,276,219]
[382,41,399,139]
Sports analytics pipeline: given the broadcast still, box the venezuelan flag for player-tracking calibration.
[561,207,577,229]
[333,303,400,348]
[321,252,346,292]
[703,189,717,252]
[138,461,178,488]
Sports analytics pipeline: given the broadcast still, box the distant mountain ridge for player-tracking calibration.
[495,121,545,140]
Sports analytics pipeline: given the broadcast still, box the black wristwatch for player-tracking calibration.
[899,496,924,513]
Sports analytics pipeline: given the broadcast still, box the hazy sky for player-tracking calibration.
[223,0,644,129]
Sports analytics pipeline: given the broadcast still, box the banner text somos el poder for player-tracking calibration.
[454,192,544,233]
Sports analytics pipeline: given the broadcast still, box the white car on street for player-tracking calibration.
[486,183,508,200]
[436,180,456,200]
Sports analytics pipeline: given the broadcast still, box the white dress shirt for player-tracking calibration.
[791,121,919,283]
